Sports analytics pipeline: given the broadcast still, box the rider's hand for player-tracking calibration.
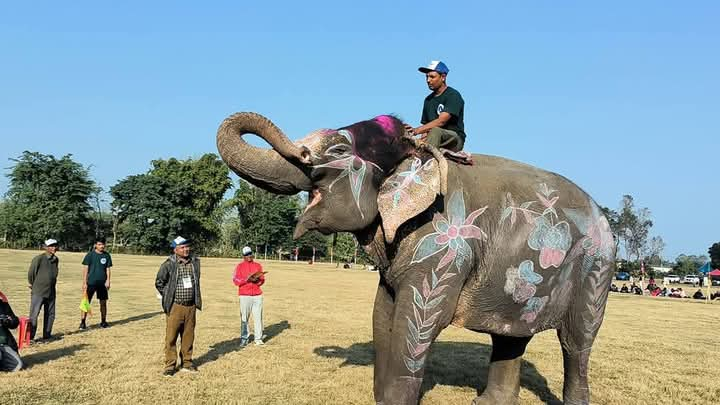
[403,124,415,135]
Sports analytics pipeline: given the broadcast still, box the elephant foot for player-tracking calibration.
[382,376,422,405]
[563,389,589,405]
[471,390,519,405]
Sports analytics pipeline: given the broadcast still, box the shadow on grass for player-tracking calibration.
[314,341,562,404]
[195,320,290,367]
[21,344,88,369]
[55,310,163,338]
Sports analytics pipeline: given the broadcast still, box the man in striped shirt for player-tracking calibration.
[155,236,203,377]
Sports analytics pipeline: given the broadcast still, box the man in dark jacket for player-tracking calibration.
[0,290,23,372]
[155,236,202,376]
[27,238,60,341]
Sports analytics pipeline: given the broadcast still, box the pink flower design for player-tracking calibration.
[539,247,567,269]
[411,190,488,271]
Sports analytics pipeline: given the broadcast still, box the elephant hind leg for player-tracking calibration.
[472,334,531,405]
[557,264,611,404]
[557,327,594,405]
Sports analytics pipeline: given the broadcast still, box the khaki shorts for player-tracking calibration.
[424,127,464,152]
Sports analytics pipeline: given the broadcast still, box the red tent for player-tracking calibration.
[709,269,720,277]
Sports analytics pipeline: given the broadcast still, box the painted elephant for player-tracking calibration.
[216,112,616,405]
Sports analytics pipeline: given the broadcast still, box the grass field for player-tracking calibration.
[0,249,718,404]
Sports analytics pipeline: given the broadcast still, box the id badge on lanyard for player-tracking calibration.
[182,276,192,288]
[177,263,194,289]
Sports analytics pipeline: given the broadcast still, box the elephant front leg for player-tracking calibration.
[380,273,461,404]
[373,278,395,404]
[472,334,532,405]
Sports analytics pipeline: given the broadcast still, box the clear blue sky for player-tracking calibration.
[1,2,717,260]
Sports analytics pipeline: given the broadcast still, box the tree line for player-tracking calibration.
[0,151,360,262]
[1,151,717,271]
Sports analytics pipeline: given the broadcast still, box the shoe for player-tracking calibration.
[79,321,87,330]
[255,339,265,346]
[100,321,110,328]
[239,339,248,347]
[179,365,198,373]
[163,369,175,377]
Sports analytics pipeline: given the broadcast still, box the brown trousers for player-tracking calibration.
[164,303,196,370]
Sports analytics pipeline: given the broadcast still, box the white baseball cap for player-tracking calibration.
[418,60,450,74]
[242,246,253,256]
[171,236,190,248]
[44,239,58,247]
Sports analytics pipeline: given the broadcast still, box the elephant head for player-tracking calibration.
[217,113,447,243]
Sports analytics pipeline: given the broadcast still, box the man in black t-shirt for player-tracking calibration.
[405,60,466,152]
[79,237,113,329]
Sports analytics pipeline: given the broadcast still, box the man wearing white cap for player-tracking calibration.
[155,236,203,376]
[232,246,266,346]
[27,239,60,341]
[406,60,466,152]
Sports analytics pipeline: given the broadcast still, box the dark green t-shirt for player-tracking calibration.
[421,86,466,140]
[82,250,113,285]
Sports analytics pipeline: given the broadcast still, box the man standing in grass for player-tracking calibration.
[155,236,202,376]
[80,236,113,329]
[233,246,265,346]
[27,238,60,341]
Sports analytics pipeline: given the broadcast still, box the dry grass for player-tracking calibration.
[0,248,718,405]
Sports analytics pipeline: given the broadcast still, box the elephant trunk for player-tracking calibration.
[216,112,312,194]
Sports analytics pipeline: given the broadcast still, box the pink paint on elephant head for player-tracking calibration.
[374,115,397,135]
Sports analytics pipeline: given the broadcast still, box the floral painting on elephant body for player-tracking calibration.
[404,189,488,373]
[500,183,615,323]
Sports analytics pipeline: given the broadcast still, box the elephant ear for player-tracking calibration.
[378,153,441,243]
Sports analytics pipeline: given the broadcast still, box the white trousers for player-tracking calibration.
[239,295,263,341]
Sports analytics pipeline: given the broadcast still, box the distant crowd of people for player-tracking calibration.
[611,277,720,301]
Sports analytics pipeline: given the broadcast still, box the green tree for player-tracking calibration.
[3,151,98,249]
[110,154,231,254]
[227,180,301,256]
[0,200,11,247]
[616,195,653,261]
[644,236,666,266]
[296,231,328,260]
[149,154,231,243]
[600,206,621,236]
[218,209,244,256]
[709,242,720,270]
[332,233,359,263]
[110,174,176,254]
[672,254,707,276]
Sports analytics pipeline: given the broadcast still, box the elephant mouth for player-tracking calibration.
[293,215,321,240]
[305,188,323,213]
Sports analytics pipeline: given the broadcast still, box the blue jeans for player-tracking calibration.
[0,345,23,372]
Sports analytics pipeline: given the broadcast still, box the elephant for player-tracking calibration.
[216,112,616,405]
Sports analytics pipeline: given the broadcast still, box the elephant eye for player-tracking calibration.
[310,167,326,182]
[324,143,352,157]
